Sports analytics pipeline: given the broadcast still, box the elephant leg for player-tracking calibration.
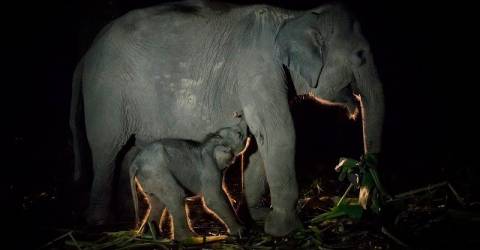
[161,192,194,241]
[116,146,142,223]
[261,141,302,236]
[240,88,302,236]
[149,177,194,241]
[244,151,269,222]
[203,189,243,236]
[86,152,120,226]
[85,121,129,226]
[146,195,166,233]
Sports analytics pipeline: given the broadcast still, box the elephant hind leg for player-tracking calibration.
[141,194,166,237]
[115,142,142,225]
[140,163,195,241]
[86,161,119,225]
[163,193,195,241]
[244,151,269,222]
[85,130,131,226]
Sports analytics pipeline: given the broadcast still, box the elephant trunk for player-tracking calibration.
[353,55,384,154]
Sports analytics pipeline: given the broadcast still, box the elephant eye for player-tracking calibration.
[221,147,231,153]
[356,50,365,59]
[352,49,366,66]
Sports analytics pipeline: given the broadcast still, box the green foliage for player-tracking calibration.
[311,198,363,223]
[313,153,388,223]
[336,157,359,183]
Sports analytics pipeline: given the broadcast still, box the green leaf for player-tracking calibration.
[335,158,359,181]
[335,202,363,220]
[311,199,363,223]
[359,162,376,209]
[309,225,322,237]
[330,154,388,219]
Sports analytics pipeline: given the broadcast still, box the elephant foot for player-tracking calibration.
[85,205,111,226]
[85,216,110,227]
[227,223,246,238]
[264,209,302,237]
[248,207,270,223]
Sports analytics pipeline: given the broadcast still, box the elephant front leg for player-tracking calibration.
[261,140,302,236]
[202,188,244,236]
[242,103,302,236]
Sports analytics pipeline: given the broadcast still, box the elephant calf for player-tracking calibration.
[129,121,247,240]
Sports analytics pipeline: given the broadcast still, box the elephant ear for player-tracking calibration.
[277,12,326,89]
[311,6,335,40]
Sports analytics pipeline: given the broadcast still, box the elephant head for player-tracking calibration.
[210,118,248,170]
[212,114,249,155]
[213,145,235,170]
[276,4,384,154]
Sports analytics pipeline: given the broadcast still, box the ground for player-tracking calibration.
[10,156,480,249]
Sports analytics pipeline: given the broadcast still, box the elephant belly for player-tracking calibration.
[132,81,242,144]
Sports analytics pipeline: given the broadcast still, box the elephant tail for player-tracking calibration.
[69,57,87,182]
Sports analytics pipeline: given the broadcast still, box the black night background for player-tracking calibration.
[4,0,468,249]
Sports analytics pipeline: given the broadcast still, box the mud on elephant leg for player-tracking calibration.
[244,151,269,222]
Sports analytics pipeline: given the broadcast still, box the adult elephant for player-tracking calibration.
[70,0,384,236]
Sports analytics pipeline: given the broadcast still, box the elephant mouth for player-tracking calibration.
[305,92,359,120]
[347,104,360,120]
[346,95,361,120]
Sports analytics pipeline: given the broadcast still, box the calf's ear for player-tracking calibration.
[216,145,232,153]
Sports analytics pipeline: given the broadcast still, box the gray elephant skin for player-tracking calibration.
[70,0,384,236]
[130,120,247,240]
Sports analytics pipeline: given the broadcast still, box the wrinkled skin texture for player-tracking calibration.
[130,121,247,240]
[71,0,384,236]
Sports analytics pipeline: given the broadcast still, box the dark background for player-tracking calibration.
[5,0,459,248]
